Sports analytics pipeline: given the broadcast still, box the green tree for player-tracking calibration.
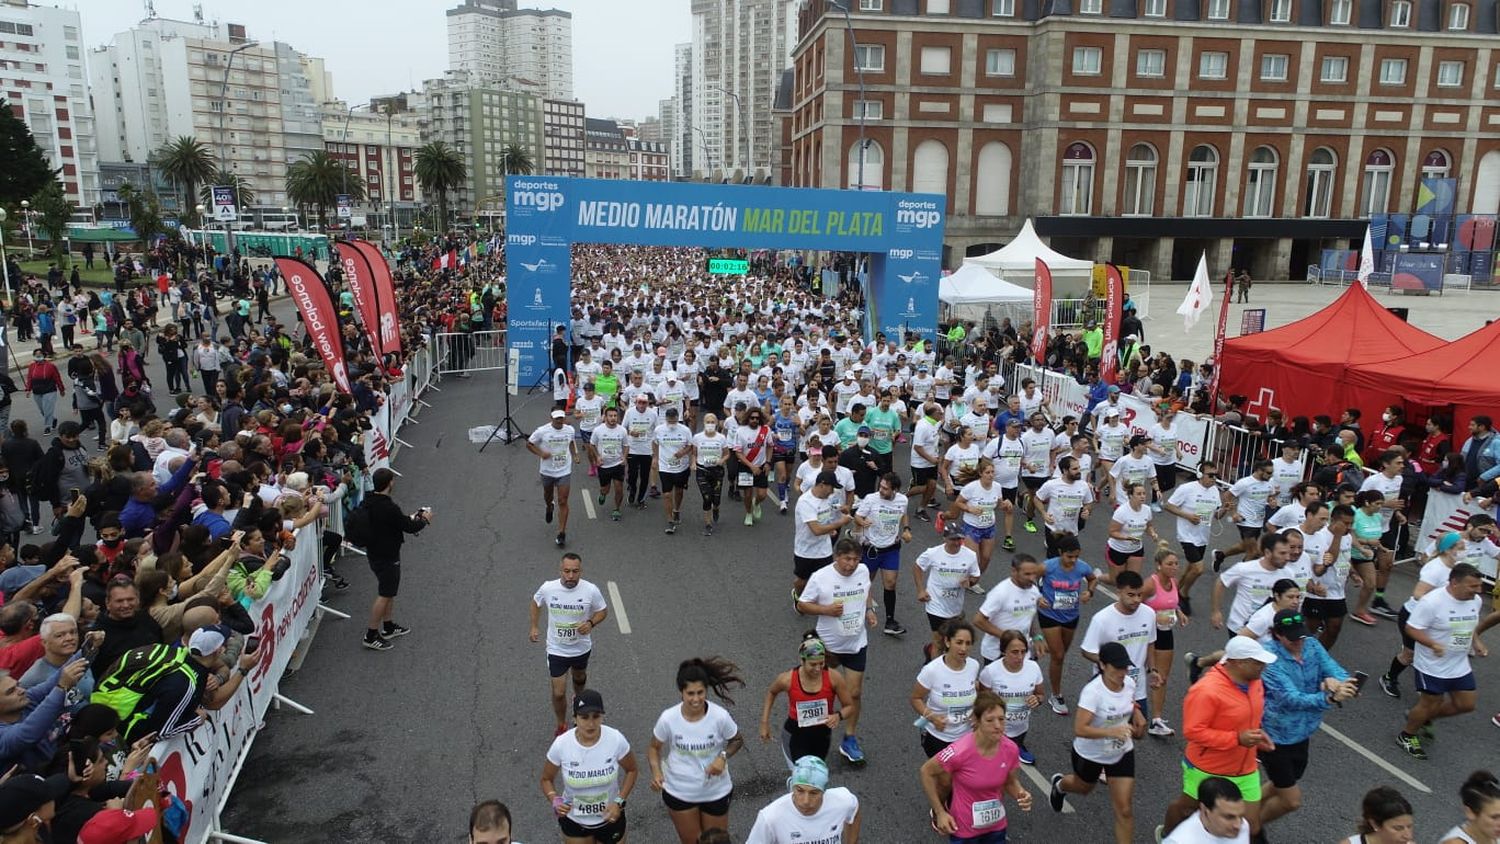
[29,181,74,260]
[499,143,534,178]
[118,182,164,245]
[414,142,466,231]
[153,136,216,226]
[285,151,363,229]
[0,98,56,208]
[198,168,257,210]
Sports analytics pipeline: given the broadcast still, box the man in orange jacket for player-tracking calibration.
[1161,637,1277,843]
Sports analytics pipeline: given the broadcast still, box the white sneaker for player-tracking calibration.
[1151,502,1163,513]
[1148,718,1175,737]
[1049,695,1069,716]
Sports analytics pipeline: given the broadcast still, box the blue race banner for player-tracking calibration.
[506,176,947,384]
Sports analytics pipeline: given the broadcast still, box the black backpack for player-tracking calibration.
[344,499,373,547]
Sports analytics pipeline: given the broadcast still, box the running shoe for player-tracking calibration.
[1148,718,1176,737]
[967,583,987,595]
[545,502,554,523]
[362,635,393,651]
[1048,773,1066,812]
[649,485,661,499]
[916,510,931,522]
[1024,520,1038,533]
[1350,610,1378,626]
[664,523,676,535]
[1212,549,1226,572]
[779,500,789,514]
[1379,673,1400,698]
[702,524,713,537]
[1491,713,1500,729]
[597,493,606,505]
[611,510,621,521]
[1155,825,1165,843]
[1003,536,1015,550]
[1184,651,1203,685]
[382,622,411,638]
[838,736,866,765]
[1151,502,1163,513]
[1017,745,1035,765]
[883,619,908,637]
[744,514,754,526]
[555,532,566,547]
[588,465,597,477]
[636,501,649,511]
[1371,600,1399,620]
[1048,695,1069,716]
[927,501,939,510]
[1396,733,1427,760]
[1417,721,1435,741]
[753,503,763,520]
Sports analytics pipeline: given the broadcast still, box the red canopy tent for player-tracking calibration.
[1343,317,1500,437]
[1217,283,1445,421]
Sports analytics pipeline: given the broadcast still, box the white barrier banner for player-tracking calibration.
[151,524,323,844]
[1417,492,1497,578]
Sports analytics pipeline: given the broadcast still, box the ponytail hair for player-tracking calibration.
[1459,770,1500,815]
[676,656,746,706]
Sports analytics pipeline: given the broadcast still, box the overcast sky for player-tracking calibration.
[73,0,691,121]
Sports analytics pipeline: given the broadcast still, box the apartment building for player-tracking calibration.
[0,0,99,208]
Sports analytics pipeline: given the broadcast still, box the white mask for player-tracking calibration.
[704,422,717,433]
[856,436,870,447]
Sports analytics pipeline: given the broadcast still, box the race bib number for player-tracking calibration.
[974,505,995,528]
[796,698,828,728]
[573,793,608,818]
[1194,500,1217,520]
[600,441,622,459]
[699,445,721,466]
[948,705,972,728]
[737,471,753,487]
[1053,591,1078,611]
[555,622,579,642]
[1004,699,1029,722]
[1452,622,1476,650]
[972,798,1005,829]
[551,452,568,469]
[1003,455,1022,470]
[839,604,864,634]
[1059,494,1083,518]
[1156,610,1177,630]
[628,422,649,437]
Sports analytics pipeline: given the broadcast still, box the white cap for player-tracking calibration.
[1221,637,1278,665]
[189,627,227,656]
[1105,407,1121,418]
[551,409,567,419]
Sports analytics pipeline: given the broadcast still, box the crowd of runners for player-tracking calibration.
[457,245,1500,844]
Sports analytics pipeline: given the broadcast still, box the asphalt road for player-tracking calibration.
[220,373,1500,844]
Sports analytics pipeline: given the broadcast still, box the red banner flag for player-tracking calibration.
[274,256,352,393]
[349,240,403,357]
[1098,263,1124,384]
[1207,270,1235,410]
[336,242,382,356]
[1031,258,1053,364]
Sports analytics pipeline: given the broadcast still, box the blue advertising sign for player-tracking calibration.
[505,176,946,384]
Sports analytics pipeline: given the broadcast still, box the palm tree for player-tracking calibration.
[199,169,256,210]
[499,144,534,178]
[285,151,363,229]
[414,142,466,231]
[118,182,164,245]
[153,136,216,226]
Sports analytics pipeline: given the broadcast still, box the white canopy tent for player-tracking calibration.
[965,219,1094,295]
[939,262,1034,329]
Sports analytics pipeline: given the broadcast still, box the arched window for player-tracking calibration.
[974,141,1012,215]
[1361,148,1395,216]
[1475,150,1500,215]
[1420,149,1451,180]
[1122,143,1157,216]
[1244,146,1278,217]
[1184,145,1218,217]
[912,139,950,199]
[847,140,885,191]
[1305,147,1336,217]
[1060,142,1094,215]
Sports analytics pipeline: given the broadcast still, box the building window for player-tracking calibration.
[1421,149,1451,179]
[920,46,952,75]
[1122,143,1157,216]
[1207,0,1231,17]
[1270,0,1292,20]
[1449,3,1469,28]
[1199,51,1228,79]
[1379,58,1407,85]
[1073,46,1103,75]
[1144,0,1168,15]
[1137,49,1166,77]
[1260,54,1289,81]
[994,0,1016,15]
[1060,142,1094,215]
[1184,145,1219,217]
[928,0,951,12]
[848,139,884,190]
[1362,149,1394,216]
[1080,0,1104,11]
[912,139,950,198]
[1244,146,1278,217]
[1321,55,1349,82]
[975,141,1012,215]
[854,99,883,119]
[986,48,1016,76]
[859,0,882,9]
[854,45,885,71]
[1437,60,1464,87]
[1494,63,1500,87]
[1329,0,1352,21]
[1390,0,1411,25]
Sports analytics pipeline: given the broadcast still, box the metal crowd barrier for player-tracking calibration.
[433,329,508,376]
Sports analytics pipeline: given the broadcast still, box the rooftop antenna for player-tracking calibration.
[192,3,204,22]
[143,0,156,19]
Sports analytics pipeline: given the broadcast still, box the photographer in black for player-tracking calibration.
[354,468,431,652]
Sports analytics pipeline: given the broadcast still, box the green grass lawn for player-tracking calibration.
[15,258,116,287]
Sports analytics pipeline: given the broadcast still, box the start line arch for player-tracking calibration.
[504,175,946,383]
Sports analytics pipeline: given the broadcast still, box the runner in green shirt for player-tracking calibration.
[834,404,869,449]
[863,393,902,471]
[594,362,621,409]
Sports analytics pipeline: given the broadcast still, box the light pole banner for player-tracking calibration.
[211,186,238,222]
[336,194,352,219]
[506,176,947,384]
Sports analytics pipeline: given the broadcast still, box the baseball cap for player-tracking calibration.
[0,773,70,829]
[1107,385,1121,394]
[943,521,966,540]
[1272,609,1308,640]
[1104,407,1121,418]
[573,689,605,716]
[550,409,566,419]
[188,624,232,656]
[857,426,872,436]
[1221,636,1278,664]
[815,470,839,488]
[1098,641,1133,669]
[78,808,159,844]
[788,756,830,792]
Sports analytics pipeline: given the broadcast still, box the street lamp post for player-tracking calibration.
[384,105,398,241]
[709,85,750,182]
[0,206,11,306]
[19,200,32,254]
[692,127,717,177]
[216,40,259,253]
[828,0,869,191]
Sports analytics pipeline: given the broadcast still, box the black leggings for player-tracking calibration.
[79,407,107,443]
[322,530,342,568]
[697,466,723,511]
[627,454,652,504]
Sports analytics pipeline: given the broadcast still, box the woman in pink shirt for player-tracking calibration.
[920,691,1033,843]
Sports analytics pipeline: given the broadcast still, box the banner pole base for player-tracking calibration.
[393,437,413,448]
[273,693,315,715]
[208,831,270,844]
[317,604,352,620]
[340,543,367,557]
[416,399,434,408]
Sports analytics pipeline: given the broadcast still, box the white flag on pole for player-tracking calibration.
[1176,251,1212,332]
[1357,224,1375,287]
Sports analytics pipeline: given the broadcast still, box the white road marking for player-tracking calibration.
[1096,584,1118,601]
[607,581,632,634]
[1017,765,1075,813]
[1317,722,1432,794]
[582,490,597,520]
